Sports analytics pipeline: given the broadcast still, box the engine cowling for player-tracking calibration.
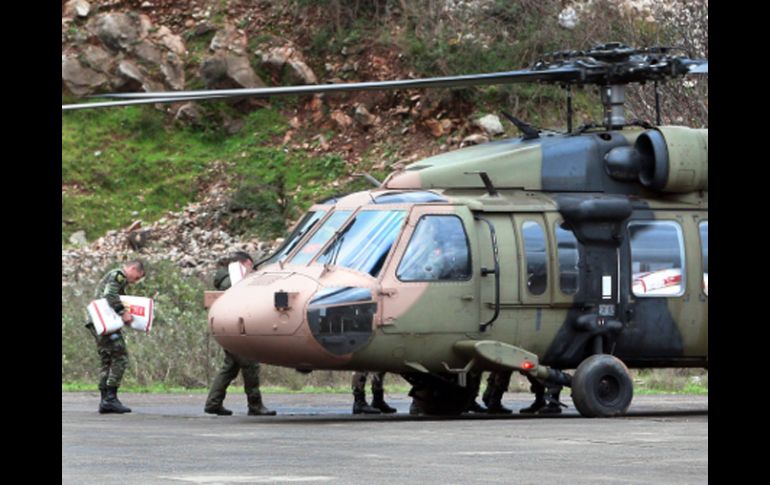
[605,126,708,193]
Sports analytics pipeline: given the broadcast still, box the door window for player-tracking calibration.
[555,222,580,295]
[397,215,471,281]
[700,221,708,296]
[522,221,548,295]
[628,221,686,297]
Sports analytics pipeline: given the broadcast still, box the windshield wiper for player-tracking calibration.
[255,217,322,270]
[322,227,347,268]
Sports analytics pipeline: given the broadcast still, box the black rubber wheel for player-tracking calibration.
[571,354,633,418]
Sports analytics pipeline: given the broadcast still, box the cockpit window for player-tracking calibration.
[262,210,327,266]
[290,211,352,265]
[397,215,471,281]
[316,210,407,277]
[372,191,448,204]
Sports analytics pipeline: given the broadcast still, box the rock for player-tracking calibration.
[154,26,187,57]
[474,114,504,136]
[114,60,157,92]
[74,0,90,17]
[134,40,163,65]
[210,23,247,55]
[558,7,578,29]
[354,105,377,128]
[461,134,490,147]
[330,110,353,130]
[193,22,216,36]
[258,46,318,85]
[200,53,265,89]
[62,54,108,96]
[80,44,116,74]
[88,12,150,53]
[423,119,445,138]
[69,230,88,246]
[63,0,90,18]
[225,118,245,135]
[174,103,203,124]
[126,220,142,232]
[160,53,186,90]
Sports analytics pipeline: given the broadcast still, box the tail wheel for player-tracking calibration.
[571,354,633,418]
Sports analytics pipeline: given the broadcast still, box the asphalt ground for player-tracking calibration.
[62,392,708,484]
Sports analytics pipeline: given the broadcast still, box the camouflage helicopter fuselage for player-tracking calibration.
[209,124,708,401]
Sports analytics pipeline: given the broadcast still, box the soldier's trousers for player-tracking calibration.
[352,371,385,395]
[94,330,129,389]
[484,370,512,395]
[205,350,264,411]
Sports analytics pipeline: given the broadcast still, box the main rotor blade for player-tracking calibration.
[687,60,708,74]
[62,95,228,111]
[82,66,581,102]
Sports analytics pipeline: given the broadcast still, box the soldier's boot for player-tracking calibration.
[97,387,108,413]
[409,400,425,416]
[484,387,512,414]
[352,390,381,414]
[467,400,488,413]
[248,395,276,416]
[204,405,233,416]
[100,386,131,414]
[519,393,546,414]
[538,388,566,415]
[370,389,397,414]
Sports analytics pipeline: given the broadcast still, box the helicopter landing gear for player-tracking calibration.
[571,354,633,418]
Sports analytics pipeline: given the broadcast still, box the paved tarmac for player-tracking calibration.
[62,392,707,484]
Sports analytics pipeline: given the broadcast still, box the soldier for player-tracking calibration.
[519,375,564,415]
[204,251,276,416]
[352,371,396,414]
[86,260,146,414]
[482,370,513,414]
[465,371,487,413]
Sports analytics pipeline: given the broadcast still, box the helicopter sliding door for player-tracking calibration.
[378,205,479,335]
[614,212,708,366]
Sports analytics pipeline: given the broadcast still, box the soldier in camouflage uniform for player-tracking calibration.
[204,252,276,416]
[518,375,564,415]
[482,371,564,414]
[352,371,396,414]
[85,260,146,414]
[482,371,513,414]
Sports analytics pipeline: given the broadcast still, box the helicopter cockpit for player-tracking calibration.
[208,189,477,367]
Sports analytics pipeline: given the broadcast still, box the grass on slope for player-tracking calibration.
[62,103,349,243]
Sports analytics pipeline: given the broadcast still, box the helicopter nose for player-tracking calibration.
[208,271,352,368]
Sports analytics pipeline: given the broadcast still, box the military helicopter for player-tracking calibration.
[63,43,708,418]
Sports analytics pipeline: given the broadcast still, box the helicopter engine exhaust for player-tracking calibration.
[605,126,708,192]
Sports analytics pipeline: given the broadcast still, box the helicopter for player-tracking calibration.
[63,42,708,418]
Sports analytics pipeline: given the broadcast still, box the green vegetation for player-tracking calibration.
[62,104,355,243]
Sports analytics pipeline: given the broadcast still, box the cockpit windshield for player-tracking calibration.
[261,210,327,266]
[316,210,407,277]
[290,210,352,265]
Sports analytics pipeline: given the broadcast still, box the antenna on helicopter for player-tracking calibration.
[353,172,382,188]
[500,111,539,140]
